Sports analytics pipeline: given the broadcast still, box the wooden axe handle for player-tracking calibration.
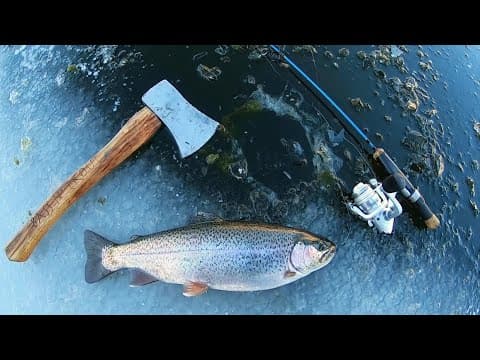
[5,106,162,262]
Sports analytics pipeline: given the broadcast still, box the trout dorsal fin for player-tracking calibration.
[188,212,224,224]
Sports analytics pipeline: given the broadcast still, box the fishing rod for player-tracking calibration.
[269,44,440,233]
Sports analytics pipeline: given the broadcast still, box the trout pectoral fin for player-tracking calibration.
[129,270,159,287]
[183,281,209,297]
[284,271,296,278]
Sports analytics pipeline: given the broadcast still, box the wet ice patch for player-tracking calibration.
[251,86,302,121]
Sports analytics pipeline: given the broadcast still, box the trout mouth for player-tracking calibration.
[319,244,336,265]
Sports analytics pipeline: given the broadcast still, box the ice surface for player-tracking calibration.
[0,45,479,314]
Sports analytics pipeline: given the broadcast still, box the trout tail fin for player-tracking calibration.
[84,230,118,284]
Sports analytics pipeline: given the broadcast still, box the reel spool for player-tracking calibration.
[347,177,403,234]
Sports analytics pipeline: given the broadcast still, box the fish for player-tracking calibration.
[84,215,336,297]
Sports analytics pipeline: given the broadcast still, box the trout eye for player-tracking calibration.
[316,242,330,253]
[300,239,323,251]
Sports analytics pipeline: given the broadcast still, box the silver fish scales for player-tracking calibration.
[85,219,336,297]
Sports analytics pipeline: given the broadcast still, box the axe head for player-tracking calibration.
[142,80,219,159]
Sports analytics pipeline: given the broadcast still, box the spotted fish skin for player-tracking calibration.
[85,221,336,295]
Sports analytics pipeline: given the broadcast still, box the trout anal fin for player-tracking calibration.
[183,281,209,297]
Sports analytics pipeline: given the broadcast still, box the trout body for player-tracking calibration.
[85,220,336,296]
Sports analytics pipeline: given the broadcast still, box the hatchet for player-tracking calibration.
[5,80,219,262]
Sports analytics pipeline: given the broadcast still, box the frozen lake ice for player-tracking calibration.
[0,45,479,314]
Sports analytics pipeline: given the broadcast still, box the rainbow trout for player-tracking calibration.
[84,217,336,296]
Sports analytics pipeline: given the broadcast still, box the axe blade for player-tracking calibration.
[142,80,219,159]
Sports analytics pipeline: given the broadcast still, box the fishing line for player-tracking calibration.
[312,104,376,178]
[262,47,377,202]
[269,45,377,155]
[267,45,377,197]
[264,54,281,76]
